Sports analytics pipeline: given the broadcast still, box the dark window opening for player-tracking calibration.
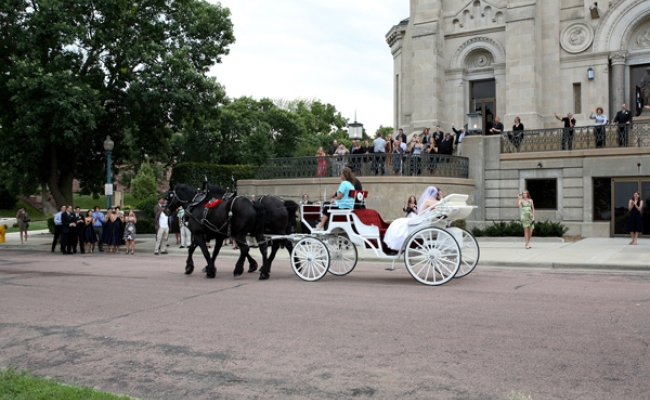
[526,179,557,210]
[593,178,611,221]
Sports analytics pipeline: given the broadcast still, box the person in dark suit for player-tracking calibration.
[74,206,86,254]
[612,103,633,147]
[554,112,576,150]
[60,206,75,254]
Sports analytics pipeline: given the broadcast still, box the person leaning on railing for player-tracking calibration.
[612,103,632,147]
[509,116,524,152]
[589,107,608,148]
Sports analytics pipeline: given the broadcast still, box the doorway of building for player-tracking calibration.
[470,79,496,134]
[611,179,650,236]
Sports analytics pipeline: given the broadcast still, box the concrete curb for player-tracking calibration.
[479,261,650,272]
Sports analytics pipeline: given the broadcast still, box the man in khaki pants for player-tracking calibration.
[154,208,169,255]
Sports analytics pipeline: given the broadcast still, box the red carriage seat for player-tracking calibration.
[352,209,390,238]
[349,190,368,208]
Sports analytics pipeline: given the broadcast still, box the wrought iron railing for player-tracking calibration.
[500,121,650,153]
[254,153,469,179]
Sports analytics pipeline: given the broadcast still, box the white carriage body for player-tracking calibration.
[289,193,480,286]
[302,194,476,259]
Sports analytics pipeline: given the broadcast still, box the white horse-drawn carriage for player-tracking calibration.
[272,191,480,286]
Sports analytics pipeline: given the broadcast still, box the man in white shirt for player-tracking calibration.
[154,209,169,255]
[51,205,65,252]
[177,207,191,249]
[372,132,386,175]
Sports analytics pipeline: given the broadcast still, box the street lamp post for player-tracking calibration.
[103,135,114,210]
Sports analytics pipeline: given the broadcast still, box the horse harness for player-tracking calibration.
[171,189,244,237]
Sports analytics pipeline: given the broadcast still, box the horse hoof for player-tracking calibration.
[185,265,194,275]
[248,262,259,273]
[202,266,207,273]
[259,272,270,280]
[233,270,243,277]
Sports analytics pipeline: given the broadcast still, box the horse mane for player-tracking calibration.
[208,184,227,198]
[173,183,197,200]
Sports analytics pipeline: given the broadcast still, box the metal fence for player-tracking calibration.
[501,121,650,153]
[254,153,470,180]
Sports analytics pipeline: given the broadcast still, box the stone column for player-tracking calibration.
[609,51,627,115]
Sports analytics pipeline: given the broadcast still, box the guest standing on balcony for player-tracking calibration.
[439,133,454,155]
[425,136,438,175]
[316,147,327,177]
[508,117,525,152]
[627,192,644,245]
[489,116,504,137]
[554,112,576,151]
[612,103,632,147]
[396,128,407,144]
[451,123,467,156]
[350,140,364,175]
[589,107,608,148]
[372,132,386,176]
[518,190,536,249]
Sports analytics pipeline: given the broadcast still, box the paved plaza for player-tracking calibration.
[1,232,650,399]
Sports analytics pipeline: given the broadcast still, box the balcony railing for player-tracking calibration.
[500,121,650,153]
[254,153,469,180]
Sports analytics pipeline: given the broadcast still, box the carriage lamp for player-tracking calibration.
[348,113,363,140]
[104,135,115,210]
[588,67,594,80]
[466,112,482,135]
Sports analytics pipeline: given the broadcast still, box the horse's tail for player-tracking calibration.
[284,200,299,217]
[252,201,266,222]
[283,199,299,235]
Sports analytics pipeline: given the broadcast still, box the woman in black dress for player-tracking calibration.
[628,192,644,245]
[509,117,524,152]
[83,210,97,253]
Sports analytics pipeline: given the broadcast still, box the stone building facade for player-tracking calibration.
[386,0,650,134]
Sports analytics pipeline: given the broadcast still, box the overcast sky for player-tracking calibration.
[209,0,409,134]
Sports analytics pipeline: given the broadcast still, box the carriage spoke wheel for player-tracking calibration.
[404,227,460,286]
[291,238,330,282]
[448,227,480,278]
[326,235,358,276]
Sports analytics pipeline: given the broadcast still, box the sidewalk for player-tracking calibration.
[1,230,649,272]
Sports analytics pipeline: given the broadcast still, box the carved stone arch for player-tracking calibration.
[451,37,505,69]
[593,0,650,52]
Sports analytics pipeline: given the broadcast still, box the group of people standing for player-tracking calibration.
[51,205,137,255]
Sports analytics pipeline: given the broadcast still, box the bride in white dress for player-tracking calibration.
[383,186,442,251]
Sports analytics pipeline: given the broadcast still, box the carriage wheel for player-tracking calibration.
[448,227,480,278]
[291,238,330,282]
[404,227,460,286]
[326,234,358,276]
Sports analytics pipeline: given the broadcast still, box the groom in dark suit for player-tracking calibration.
[60,206,76,254]
[613,103,633,147]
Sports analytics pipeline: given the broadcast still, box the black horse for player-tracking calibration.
[257,195,299,268]
[221,195,299,279]
[166,183,268,279]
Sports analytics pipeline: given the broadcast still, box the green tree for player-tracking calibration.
[0,0,234,208]
[377,125,395,138]
[130,161,158,200]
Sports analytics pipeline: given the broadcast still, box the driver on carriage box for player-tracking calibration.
[313,167,356,231]
[383,186,442,251]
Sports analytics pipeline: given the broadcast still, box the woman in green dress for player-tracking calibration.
[518,190,536,249]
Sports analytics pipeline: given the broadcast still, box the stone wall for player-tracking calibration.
[238,176,476,222]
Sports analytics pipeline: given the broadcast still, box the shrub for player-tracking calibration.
[131,161,158,200]
[471,220,567,237]
[170,163,257,190]
[47,216,55,234]
[450,219,467,230]
[136,196,160,219]
[0,184,17,209]
[136,218,156,234]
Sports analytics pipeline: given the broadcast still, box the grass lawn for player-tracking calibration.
[0,200,47,221]
[4,221,49,233]
[73,193,136,211]
[0,368,133,400]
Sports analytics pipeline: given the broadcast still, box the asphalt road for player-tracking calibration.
[1,250,649,399]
